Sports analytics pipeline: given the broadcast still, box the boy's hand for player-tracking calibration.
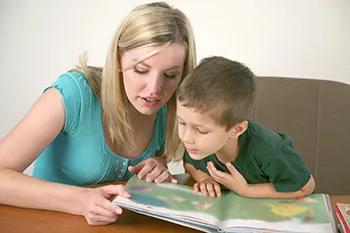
[128,157,177,184]
[194,177,222,197]
[207,161,249,195]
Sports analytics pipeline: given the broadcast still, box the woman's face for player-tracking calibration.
[121,43,186,115]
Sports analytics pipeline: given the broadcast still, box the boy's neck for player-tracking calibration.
[215,137,240,165]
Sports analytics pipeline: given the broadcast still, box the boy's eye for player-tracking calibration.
[197,129,208,135]
[134,67,148,74]
[163,72,177,79]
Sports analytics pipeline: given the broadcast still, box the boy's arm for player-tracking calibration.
[207,161,315,199]
[242,175,315,199]
[184,162,222,197]
[184,162,211,182]
[241,139,316,199]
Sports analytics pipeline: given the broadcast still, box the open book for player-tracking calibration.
[112,176,336,233]
[335,203,350,233]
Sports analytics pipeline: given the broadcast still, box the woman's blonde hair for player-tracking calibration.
[73,2,196,162]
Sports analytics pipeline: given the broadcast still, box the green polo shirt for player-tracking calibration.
[184,121,311,192]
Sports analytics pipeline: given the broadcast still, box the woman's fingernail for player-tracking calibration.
[115,208,122,214]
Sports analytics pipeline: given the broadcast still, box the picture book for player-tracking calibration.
[112,176,336,233]
[336,203,350,233]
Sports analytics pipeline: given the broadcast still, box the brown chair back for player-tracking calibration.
[252,76,350,195]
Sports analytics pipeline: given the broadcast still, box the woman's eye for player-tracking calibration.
[164,73,177,79]
[179,120,186,125]
[134,67,148,74]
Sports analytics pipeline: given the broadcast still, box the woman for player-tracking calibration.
[0,2,196,226]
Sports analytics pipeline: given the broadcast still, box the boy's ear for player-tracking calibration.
[229,120,248,139]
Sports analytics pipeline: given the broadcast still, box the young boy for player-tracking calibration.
[175,56,315,199]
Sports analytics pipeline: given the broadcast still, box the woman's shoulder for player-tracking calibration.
[48,71,97,101]
[55,71,91,90]
[47,71,99,134]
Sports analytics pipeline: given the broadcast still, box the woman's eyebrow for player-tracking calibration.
[136,60,182,70]
[165,65,182,71]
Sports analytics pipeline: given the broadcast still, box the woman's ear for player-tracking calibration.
[118,61,123,72]
[229,120,248,139]
[117,53,124,72]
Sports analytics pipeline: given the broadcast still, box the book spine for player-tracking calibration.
[336,205,350,233]
[337,213,346,233]
[325,194,337,233]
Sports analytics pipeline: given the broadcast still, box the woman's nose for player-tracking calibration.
[147,74,163,94]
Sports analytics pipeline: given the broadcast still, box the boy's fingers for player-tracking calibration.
[193,183,199,192]
[214,183,221,197]
[206,183,215,197]
[226,162,237,175]
[199,183,208,195]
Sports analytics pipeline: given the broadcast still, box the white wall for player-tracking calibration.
[1,0,349,175]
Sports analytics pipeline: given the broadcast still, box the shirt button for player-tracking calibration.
[121,169,124,172]
[122,162,126,166]
[118,175,121,178]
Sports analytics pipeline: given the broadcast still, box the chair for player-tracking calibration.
[252,76,350,195]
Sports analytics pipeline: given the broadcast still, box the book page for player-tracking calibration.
[112,176,226,227]
[220,193,334,233]
[112,176,334,233]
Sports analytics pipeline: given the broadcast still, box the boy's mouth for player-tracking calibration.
[186,148,198,154]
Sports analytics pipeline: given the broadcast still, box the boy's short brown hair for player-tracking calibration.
[176,56,257,130]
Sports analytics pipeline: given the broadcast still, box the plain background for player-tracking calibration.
[0,0,349,175]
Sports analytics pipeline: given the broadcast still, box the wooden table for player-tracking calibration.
[0,173,349,233]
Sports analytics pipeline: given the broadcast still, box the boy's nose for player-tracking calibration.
[183,129,194,144]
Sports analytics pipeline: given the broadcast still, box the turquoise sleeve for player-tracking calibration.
[43,72,84,134]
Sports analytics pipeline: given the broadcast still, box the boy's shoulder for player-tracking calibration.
[243,120,294,154]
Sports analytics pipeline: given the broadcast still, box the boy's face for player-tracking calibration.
[176,100,233,160]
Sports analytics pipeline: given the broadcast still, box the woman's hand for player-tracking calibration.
[128,157,177,184]
[81,185,130,225]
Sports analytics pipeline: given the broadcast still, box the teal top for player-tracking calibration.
[184,121,311,192]
[33,72,166,186]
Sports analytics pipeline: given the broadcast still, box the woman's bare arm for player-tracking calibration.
[0,88,86,213]
[0,88,129,225]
